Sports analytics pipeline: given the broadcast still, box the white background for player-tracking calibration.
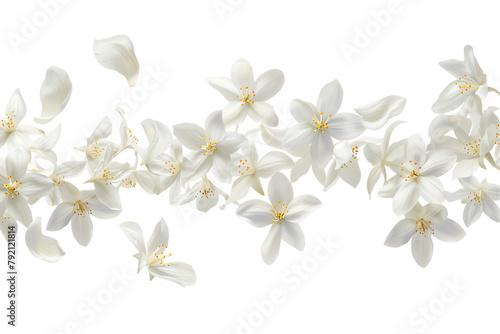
[1,0,500,333]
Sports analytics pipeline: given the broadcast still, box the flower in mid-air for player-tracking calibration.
[207,58,284,127]
[283,80,364,169]
[446,176,499,226]
[385,203,465,267]
[120,218,196,287]
[236,172,321,265]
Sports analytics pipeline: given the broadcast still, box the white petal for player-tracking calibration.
[317,80,343,117]
[340,160,361,188]
[248,101,278,127]
[432,219,466,242]
[411,233,434,268]
[281,223,305,251]
[5,88,26,125]
[268,172,293,205]
[46,202,74,231]
[227,175,253,203]
[95,182,122,210]
[384,218,415,247]
[286,195,321,223]
[93,35,139,87]
[378,175,400,199]
[86,196,121,219]
[393,181,419,216]
[25,217,64,262]
[89,116,112,142]
[135,170,159,194]
[290,99,317,123]
[453,159,478,179]
[119,221,146,255]
[405,134,427,165]
[367,166,382,199]
[231,59,254,90]
[464,45,484,81]
[432,81,468,114]
[282,123,315,152]
[326,113,364,140]
[36,66,72,124]
[207,76,238,101]
[418,176,445,204]
[141,119,172,164]
[463,201,482,227]
[354,95,406,130]
[254,69,284,101]
[19,173,53,198]
[255,151,294,178]
[290,155,311,182]
[261,222,282,265]
[236,199,274,227]
[482,196,499,222]
[1,215,17,241]
[205,110,225,142]
[421,203,448,225]
[71,215,93,246]
[31,124,60,150]
[6,147,29,180]
[222,101,247,127]
[421,150,456,177]
[8,195,32,227]
[173,123,206,151]
[323,161,339,191]
[310,134,333,169]
[147,218,169,257]
[148,262,196,287]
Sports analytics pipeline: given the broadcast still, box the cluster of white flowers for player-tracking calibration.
[1,36,498,287]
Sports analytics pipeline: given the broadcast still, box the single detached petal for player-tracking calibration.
[384,218,415,247]
[354,95,406,130]
[261,222,282,265]
[26,217,65,263]
[411,233,434,268]
[93,34,140,87]
[286,195,321,223]
[35,66,72,124]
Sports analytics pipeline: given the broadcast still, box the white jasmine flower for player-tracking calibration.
[385,203,465,267]
[208,58,284,127]
[181,175,228,212]
[379,134,456,216]
[446,176,499,226]
[283,80,364,169]
[120,218,196,286]
[236,172,321,265]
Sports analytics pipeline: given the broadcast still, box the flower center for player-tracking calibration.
[311,112,332,134]
[237,87,255,106]
[464,139,481,156]
[399,160,422,181]
[415,218,434,236]
[238,159,255,175]
[164,160,181,177]
[1,112,16,132]
[467,189,484,206]
[3,177,21,199]
[195,176,215,198]
[270,201,289,224]
[199,137,218,156]
[455,75,480,95]
[51,173,64,187]
[73,200,92,218]
[149,244,172,267]
[87,139,106,160]
[121,172,137,188]
[340,145,359,169]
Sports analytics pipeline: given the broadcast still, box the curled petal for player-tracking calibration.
[26,217,65,263]
[36,66,72,124]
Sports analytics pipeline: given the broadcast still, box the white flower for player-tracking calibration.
[283,80,364,169]
[363,121,407,198]
[0,148,53,225]
[379,134,456,216]
[181,175,228,212]
[46,160,86,206]
[385,203,465,267]
[147,140,186,204]
[173,110,245,183]
[77,116,114,170]
[25,217,65,263]
[236,172,321,265]
[353,95,406,130]
[35,66,72,124]
[324,140,366,190]
[0,89,43,150]
[446,176,499,226]
[223,144,294,207]
[432,45,490,114]
[119,155,159,195]
[120,218,196,287]
[46,183,120,246]
[208,58,284,127]
[93,35,140,87]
